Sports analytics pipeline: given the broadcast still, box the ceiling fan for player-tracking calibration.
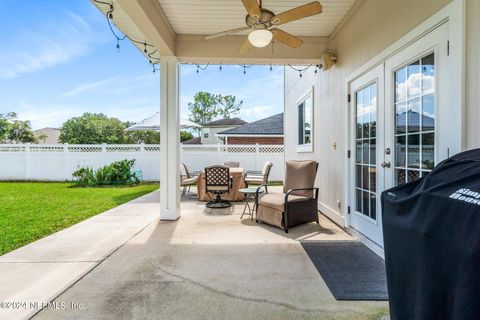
[203,0,323,54]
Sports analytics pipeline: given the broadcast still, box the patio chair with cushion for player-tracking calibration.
[205,165,232,212]
[255,160,319,233]
[245,161,273,192]
[180,162,198,196]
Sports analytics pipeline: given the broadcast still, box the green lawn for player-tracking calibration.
[0,182,159,256]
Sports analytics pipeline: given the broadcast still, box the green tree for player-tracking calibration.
[187,92,243,131]
[37,132,48,144]
[216,95,242,119]
[59,113,126,144]
[0,112,16,142]
[0,112,35,143]
[180,130,193,142]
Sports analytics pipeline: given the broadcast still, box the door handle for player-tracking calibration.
[381,161,391,168]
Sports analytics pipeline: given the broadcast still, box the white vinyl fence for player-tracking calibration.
[0,144,284,182]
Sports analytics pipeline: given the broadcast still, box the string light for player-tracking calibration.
[93,1,325,77]
[93,0,160,66]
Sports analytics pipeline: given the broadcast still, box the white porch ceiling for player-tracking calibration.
[91,0,359,64]
[158,0,357,37]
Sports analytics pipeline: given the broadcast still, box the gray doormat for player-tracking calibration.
[301,241,388,301]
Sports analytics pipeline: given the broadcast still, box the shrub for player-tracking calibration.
[72,159,139,186]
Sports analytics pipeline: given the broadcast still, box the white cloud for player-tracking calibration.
[59,74,156,98]
[0,12,102,79]
[60,76,122,98]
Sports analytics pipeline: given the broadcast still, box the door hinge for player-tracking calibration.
[347,150,351,158]
[447,40,450,56]
[348,206,351,214]
[347,94,351,103]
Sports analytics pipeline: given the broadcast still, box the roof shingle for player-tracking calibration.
[218,113,283,136]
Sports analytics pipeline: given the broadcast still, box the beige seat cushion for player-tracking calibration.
[180,177,197,186]
[258,193,307,212]
[245,177,264,184]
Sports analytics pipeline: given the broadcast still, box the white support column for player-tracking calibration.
[160,56,181,220]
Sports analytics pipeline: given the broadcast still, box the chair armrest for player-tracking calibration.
[254,184,267,207]
[285,188,319,203]
[246,170,262,175]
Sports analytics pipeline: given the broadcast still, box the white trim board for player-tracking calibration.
[318,201,345,227]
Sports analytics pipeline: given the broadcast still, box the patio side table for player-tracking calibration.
[238,187,264,220]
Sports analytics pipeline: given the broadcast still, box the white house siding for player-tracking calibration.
[284,0,453,224]
[465,0,480,149]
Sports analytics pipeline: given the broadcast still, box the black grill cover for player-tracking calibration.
[381,149,480,320]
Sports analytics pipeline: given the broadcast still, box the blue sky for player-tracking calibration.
[0,0,283,130]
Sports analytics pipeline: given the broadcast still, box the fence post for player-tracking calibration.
[255,143,260,170]
[217,143,221,164]
[24,143,31,180]
[63,143,69,181]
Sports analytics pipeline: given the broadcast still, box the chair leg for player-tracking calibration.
[265,185,268,194]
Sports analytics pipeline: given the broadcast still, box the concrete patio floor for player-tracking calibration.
[30,187,389,320]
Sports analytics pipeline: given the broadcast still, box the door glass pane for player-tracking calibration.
[354,82,377,220]
[407,134,420,168]
[422,94,435,131]
[395,102,407,134]
[422,133,435,169]
[394,52,435,185]
[395,136,406,167]
[407,60,421,99]
[407,98,421,133]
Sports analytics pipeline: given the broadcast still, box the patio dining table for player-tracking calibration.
[197,167,246,202]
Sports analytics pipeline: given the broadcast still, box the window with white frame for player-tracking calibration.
[297,89,313,152]
[203,128,210,139]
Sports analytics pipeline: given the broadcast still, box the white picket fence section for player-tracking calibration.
[0,144,285,182]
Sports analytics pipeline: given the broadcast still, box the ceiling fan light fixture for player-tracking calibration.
[248,29,273,48]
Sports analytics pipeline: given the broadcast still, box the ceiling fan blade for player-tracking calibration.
[203,26,251,40]
[241,0,262,19]
[271,28,303,48]
[238,37,252,54]
[271,1,322,25]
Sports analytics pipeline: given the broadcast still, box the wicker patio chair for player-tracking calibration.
[255,160,319,233]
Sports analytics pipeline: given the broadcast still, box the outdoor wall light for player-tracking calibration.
[248,29,273,48]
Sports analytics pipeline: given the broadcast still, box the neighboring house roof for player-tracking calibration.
[203,118,247,127]
[217,113,284,136]
[182,137,202,144]
[34,127,61,144]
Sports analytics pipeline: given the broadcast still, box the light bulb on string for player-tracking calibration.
[270,64,273,72]
[144,43,147,53]
[116,39,120,52]
[219,64,222,71]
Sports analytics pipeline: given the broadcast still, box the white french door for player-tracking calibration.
[384,23,449,191]
[349,65,385,247]
[349,23,450,248]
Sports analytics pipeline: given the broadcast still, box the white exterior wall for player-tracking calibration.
[284,0,458,224]
[0,144,284,182]
[201,126,238,144]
